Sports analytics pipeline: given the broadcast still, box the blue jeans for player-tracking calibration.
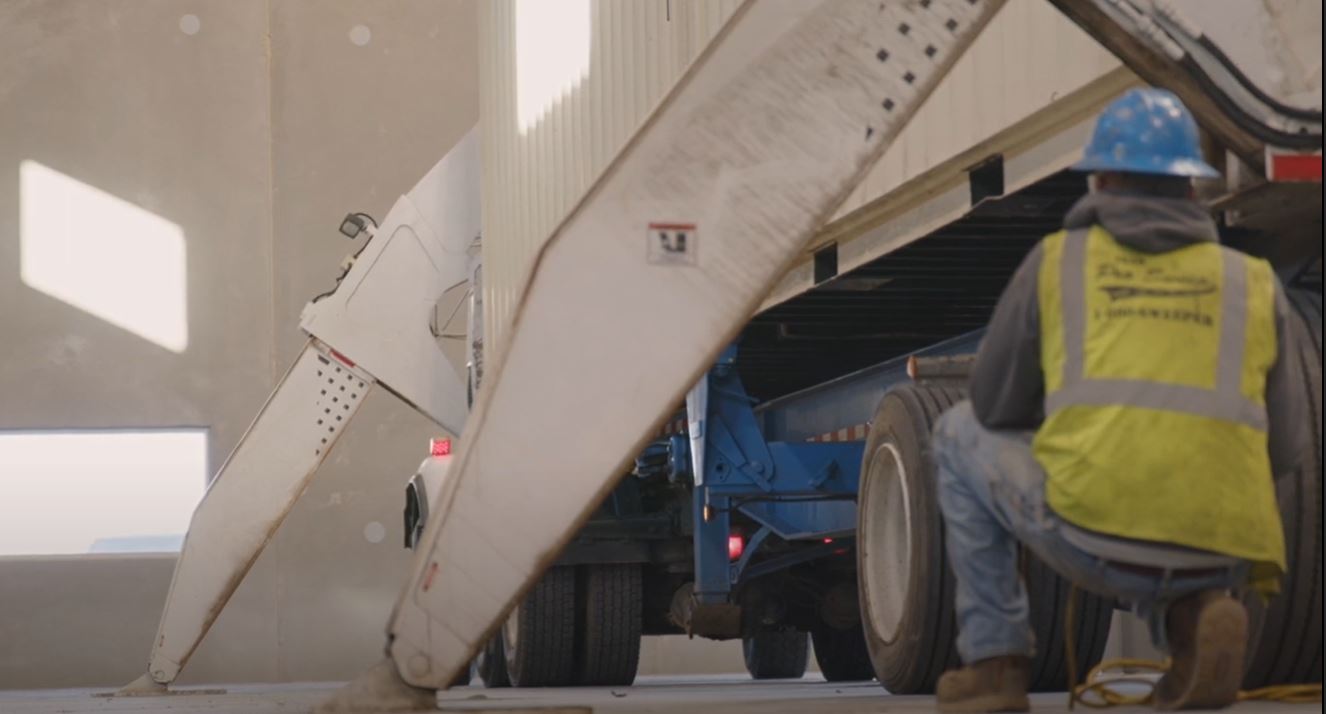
[932,401,1248,663]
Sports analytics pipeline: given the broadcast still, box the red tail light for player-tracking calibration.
[430,438,452,457]
[728,535,745,561]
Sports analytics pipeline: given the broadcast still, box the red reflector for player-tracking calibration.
[1268,152,1322,182]
[823,538,834,544]
[728,535,745,561]
[430,438,452,457]
[330,349,357,368]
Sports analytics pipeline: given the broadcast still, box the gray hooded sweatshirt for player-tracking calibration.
[969,191,1308,479]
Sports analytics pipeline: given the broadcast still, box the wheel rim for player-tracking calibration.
[860,442,912,646]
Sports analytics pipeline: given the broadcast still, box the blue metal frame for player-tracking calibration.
[756,329,985,442]
[634,338,985,607]
[678,346,865,604]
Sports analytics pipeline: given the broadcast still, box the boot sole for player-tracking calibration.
[938,693,1031,713]
[1155,596,1247,710]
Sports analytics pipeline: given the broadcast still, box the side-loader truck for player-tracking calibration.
[120,0,1321,701]
[408,0,1322,694]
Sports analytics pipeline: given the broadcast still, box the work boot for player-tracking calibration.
[936,655,1031,713]
[1154,590,1247,710]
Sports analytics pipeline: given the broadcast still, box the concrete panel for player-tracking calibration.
[0,0,479,689]
[639,637,745,678]
[0,0,275,474]
[0,555,177,689]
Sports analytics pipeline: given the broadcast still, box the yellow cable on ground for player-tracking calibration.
[1238,684,1326,705]
[1071,658,1166,708]
[1070,658,1323,708]
[1064,586,1322,708]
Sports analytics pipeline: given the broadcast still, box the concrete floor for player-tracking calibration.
[0,675,1315,714]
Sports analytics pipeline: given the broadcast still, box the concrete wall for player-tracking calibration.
[0,0,276,475]
[0,0,478,689]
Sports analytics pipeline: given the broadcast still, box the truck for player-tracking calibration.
[122,0,1321,700]
[405,0,1323,694]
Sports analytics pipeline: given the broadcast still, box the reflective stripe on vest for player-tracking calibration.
[1046,228,1267,431]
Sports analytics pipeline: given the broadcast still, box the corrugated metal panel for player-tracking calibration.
[831,0,1124,221]
[480,0,742,360]
[480,0,1127,361]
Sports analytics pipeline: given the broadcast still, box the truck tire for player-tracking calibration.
[575,564,643,686]
[1023,552,1113,691]
[473,634,510,688]
[502,566,577,687]
[857,383,1112,693]
[856,383,964,693]
[1243,288,1323,687]
[742,629,809,679]
[811,622,875,681]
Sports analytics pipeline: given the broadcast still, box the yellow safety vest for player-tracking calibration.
[1034,226,1285,590]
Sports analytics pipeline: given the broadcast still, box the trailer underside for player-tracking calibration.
[738,169,1087,400]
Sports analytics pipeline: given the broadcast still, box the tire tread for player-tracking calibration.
[1244,289,1323,686]
[506,566,577,687]
[576,564,643,686]
[811,623,876,682]
[743,630,810,679]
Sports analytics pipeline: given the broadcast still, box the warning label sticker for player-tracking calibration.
[647,222,697,266]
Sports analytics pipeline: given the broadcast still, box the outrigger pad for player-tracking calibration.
[312,659,435,714]
[103,673,226,698]
[372,0,1004,693]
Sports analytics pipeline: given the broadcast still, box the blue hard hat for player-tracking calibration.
[1073,88,1219,178]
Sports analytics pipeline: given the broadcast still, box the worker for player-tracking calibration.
[931,87,1309,712]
